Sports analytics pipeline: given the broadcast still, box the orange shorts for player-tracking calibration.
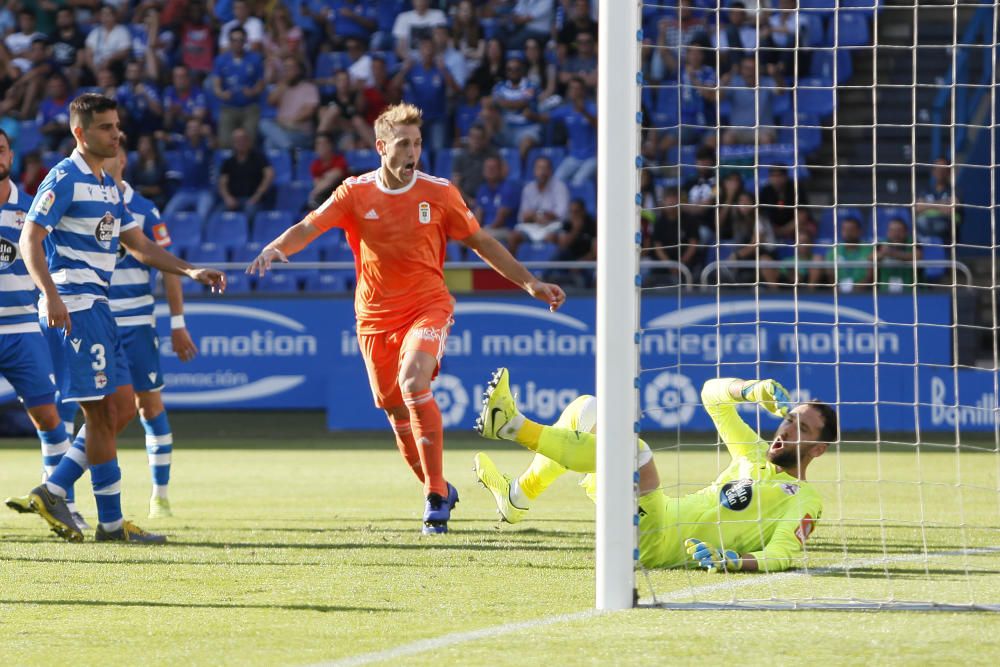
[358,309,454,408]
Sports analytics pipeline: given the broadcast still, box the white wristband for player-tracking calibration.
[170,315,186,330]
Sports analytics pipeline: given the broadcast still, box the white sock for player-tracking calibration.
[101,519,123,532]
[499,413,525,440]
[151,485,169,500]
[509,477,530,509]
[44,481,67,498]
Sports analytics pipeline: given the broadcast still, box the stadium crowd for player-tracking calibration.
[0,0,957,293]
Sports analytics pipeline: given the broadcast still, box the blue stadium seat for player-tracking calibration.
[446,241,465,261]
[345,149,381,173]
[796,77,836,119]
[652,86,680,130]
[276,180,311,215]
[230,242,263,265]
[16,120,42,154]
[569,181,597,217]
[320,242,356,287]
[223,271,253,294]
[256,271,300,292]
[187,242,228,264]
[312,226,345,253]
[166,211,204,246]
[315,52,352,97]
[819,207,869,241]
[498,147,521,181]
[799,0,837,10]
[204,211,249,249]
[799,12,829,48]
[516,241,560,263]
[873,206,914,235]
[525,147,567,173]
[252,210,294,243]
[304,271,349,292]
[777,112,823,155]
[295,149,316,181]
[830,11,871,47]
[435,148,459,179]
[810,48,853,84]
[919,240,947,282]
[182,279,205,295]
[266,148,293,185]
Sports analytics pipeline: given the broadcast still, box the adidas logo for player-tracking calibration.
[363,209,379,220]
[69,338,82,353]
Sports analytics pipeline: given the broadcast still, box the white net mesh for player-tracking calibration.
[633,0,1000,609]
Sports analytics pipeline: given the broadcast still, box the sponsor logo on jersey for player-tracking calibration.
[95,371,108,389]
[780,482,799,496]
[54,169,68,183]
[96,212,115,249]
[0,238,17,271]
[70,338,82,352]
[363,208,379,220]
[152,222,171,246]
[418,201,431,224]
[410,326,441,342]
[720,479,754,511]
[37,190,56,215]
[795,514,815,544]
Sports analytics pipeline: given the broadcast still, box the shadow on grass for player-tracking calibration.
[813,567,1000,579]
[0,599,396,613]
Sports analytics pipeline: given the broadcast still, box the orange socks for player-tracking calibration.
[402,389,446,497]
[389,416,424,483]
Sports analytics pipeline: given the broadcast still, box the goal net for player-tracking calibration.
[597,0,1000,610]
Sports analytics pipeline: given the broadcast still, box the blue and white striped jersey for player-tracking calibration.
[110,182,172,327]
[26,150,138,313]
[0,181,39,334]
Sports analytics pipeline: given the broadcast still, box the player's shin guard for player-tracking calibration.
[90,459,123,531]
[403,389,446,497]
[389,416,425,483]
[44,434,88,499]
[141,412,173,498]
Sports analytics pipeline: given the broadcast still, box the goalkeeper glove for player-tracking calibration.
[740,379,793,418]
[685,538,742,573]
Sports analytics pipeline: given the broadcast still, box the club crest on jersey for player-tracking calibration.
[96,212,115,249]
[720,479,754,511]
[418,201,431,224]
[94,371,108,389]
[780,482,799,496]
[0,238,17,270]
[13,210,25,228]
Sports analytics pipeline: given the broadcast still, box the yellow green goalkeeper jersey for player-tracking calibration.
[638,379,822,572]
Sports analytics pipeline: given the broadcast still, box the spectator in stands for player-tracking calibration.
[83,5,131,81]
[721,56,783,146]
[361,54,392,128]
[4,10,43,71]
[51,7,87,89]
[780,228,824,288]
[475,154,521,244]
[823,216,874,291]
[308,133,348,208]
[511,155,569,255]
[493,56,541,163]
[342,36,374,87]
[557,198,596,261]
[218,126,274,223]
[763,0,799,74]
[318,69,372,150]
[523,37,558,109]
[454,80,484,143]
[759,167,800,238]
[682,146,716,233]
[432,24,469,89]
[557,0,597,61]
[324,1,378,51]
[558,30,598,95]
[453,123,498,206]
[128,133,169,209]
[471,37,507,95]
[163,117,216,223]
[396,37,456,152]
[36,75,73,152]
[794,207,820,241]
[0,36,50,120]
[162,64,208,136]
[545,77,596,188]
[219,0,264,51]
[725,191,780,286]
[654,0,709,75]
[117,60,164,142]
[91,65,119,99]
[260,56,319,152]
[177,0,216,76]
[131,6,172,82]
[452,0,485,70]
[643,188,702,287]
[392,0,447,61]
[671,41,716,151]
[713,2,758,73]
[18,151,47,196]
[916,157,962,244]
[716,171,745,238]
[263,3,306,82]
[876,218,922,291]
[212,25,265,148]
[507,0,555,50]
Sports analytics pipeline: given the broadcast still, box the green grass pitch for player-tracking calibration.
[2,412,1000,665]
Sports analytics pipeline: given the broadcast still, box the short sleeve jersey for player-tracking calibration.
[110,182,171,326]
[0,182,39,333]
[26,151,138,313]
[306,169,480,334]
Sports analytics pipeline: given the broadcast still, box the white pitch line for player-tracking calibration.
[313,545,1000,667]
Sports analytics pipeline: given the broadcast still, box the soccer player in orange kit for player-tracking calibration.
[248,103,566,534]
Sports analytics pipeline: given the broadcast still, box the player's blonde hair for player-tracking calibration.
[374,103,423,142]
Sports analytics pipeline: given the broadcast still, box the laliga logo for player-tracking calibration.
[643,371,697,428]
[432,374,469,427]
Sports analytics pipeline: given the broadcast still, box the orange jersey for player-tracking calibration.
[306,169,480,333]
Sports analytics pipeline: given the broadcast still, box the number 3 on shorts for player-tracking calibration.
[90,343,106,371]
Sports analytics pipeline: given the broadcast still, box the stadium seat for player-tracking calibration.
[315,52,352,97]
[166,211,205,246]
[516,241,560,263]
[312,226,345,253]
[799,0,837,10]
[810,48,854,84]
[320,242,356,287]
[222,271,252,294]
[204,211,249,249]
[256,271,300,293]
[796,77,836,119]
[230,242,263,265]
[919,240,947,282]
[266,148,293,185]
[800,12,829,48]
[435,148,458,179]
[345,149,380,173]
[525,147,567,173]
[498,147,521,181]
[651,86,680,130]
[777,112,823,155]
[830,12,871,47]
[276,180,311,215]
[295,149,316,181]
[252,210,294,243]
[187,242,228,264]
[304,271,349,292]
[16,120,42,154]
[446,241,465,261]
[569,181,597,217]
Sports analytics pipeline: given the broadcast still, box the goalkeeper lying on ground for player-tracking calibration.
[474,368,837,573]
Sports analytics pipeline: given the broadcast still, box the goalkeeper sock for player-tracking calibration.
[514,421,596,474]
[389,416,425,483]
[515,453,568,502]
[403,389,446,498]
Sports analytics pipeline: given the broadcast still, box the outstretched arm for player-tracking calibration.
[461,228,566,311]
[120,227,226,292]
[246,219,325,276]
